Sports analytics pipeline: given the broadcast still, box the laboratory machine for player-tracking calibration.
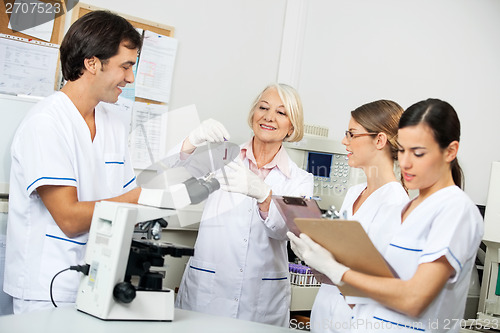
[284,135,365,211]
[76,201,188,321]
[477,161,500,325]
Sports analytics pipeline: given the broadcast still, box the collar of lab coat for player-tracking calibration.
[240,139,291,179]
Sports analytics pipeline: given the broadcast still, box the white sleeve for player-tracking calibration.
[261,170,314,240]
[418,196,483,283]
[14,114,77,195]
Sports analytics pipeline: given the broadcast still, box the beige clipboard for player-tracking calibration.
[294,218,395,297]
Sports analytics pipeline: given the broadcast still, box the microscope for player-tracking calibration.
[75,171,220,321]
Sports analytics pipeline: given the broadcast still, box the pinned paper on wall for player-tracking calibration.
[0,33,58,97]
[135,30,178,104]
[129,103,200,170]
[130,102,169,169]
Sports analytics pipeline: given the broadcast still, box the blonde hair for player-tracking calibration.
[247,83,304,142]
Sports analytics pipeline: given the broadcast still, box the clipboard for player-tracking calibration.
[293,218,395,297]
[271,195,322,236]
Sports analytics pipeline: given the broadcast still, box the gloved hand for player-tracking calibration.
[188,119,230,147]
[215,158,271,203]
[310,268,334,285]
[287,231,349,285]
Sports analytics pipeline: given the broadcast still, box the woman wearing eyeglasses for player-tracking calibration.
[290,99,483,332]
[309,100,409,332]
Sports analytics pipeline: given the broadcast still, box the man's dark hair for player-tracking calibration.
[60,10,142,81]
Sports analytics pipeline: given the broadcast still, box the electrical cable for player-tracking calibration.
[50,268,69,308]
[49,264,90,308]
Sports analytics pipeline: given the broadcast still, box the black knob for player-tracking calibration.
[113,282,136,304]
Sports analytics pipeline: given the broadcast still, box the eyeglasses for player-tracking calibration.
[344,130,378,141]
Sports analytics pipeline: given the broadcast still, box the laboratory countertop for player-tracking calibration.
[0,306,296,333]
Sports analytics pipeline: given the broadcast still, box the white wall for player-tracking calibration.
[295,0,500,205]
[3,0,498,204]
[70,0,287,145]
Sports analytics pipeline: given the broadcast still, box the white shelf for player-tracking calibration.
[290,285,320,311]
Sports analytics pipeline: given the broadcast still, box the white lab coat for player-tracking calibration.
[352,185,484,332]
[176,152,313,327]
[310,182,409,333]
[4,92,136,304]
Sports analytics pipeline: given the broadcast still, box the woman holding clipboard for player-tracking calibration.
[309,100,409,332]
[289,99,483,332]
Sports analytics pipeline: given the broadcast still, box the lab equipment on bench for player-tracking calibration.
[289,263,320,287]
[477,161,500,325]
[283,136,365,211]
[75,169,221,321]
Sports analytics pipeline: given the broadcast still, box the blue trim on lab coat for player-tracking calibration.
[45,234,86,245]
[27,177,77,192]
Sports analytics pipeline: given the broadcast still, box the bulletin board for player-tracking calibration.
[72,2,176,105]
[72,3,178,170]
[72,3,175,39]
[0,0,66,92]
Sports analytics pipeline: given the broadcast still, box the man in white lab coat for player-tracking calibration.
[3,10,144,314]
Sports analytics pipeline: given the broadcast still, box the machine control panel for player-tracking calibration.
[284,137,366,211]
[307,152,350,210]
[331,154,350,194]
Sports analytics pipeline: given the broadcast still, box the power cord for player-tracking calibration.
[50,264,90,308]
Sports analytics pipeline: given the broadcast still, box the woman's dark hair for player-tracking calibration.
[60,10,143,81]
[399,98,463,188]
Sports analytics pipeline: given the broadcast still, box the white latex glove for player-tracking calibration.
[287,231,349,285]
[215,158,271,203]
[188,119,230,147]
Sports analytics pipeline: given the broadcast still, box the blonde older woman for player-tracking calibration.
[175,83,313,327]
